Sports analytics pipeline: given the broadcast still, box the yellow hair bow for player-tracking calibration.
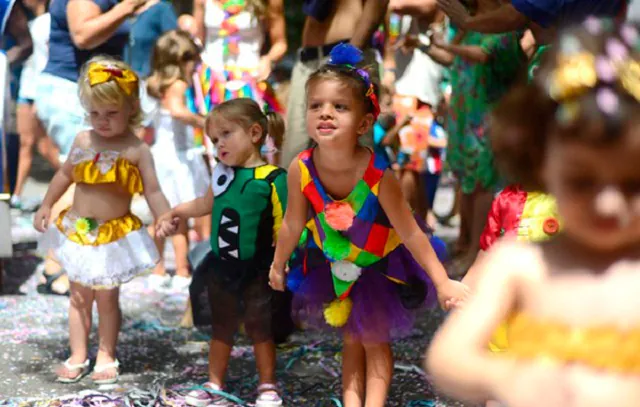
[87,63,138,95]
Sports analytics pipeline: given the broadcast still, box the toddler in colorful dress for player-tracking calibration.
[269,44,468,407]
[34,57,175,384]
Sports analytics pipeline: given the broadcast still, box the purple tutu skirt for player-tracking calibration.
[290,244,437,343]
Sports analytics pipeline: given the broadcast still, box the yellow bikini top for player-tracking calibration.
[69,148,143,195]
[505,313,640,373]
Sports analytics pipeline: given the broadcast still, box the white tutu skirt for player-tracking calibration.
[38,218,160,289]
[152,147,210,207]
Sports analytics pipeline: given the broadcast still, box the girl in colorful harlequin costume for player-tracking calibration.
[34,57,176,384]
[268,44,469,407]
[157,98,286,407]
[428,20,640,407]
[146,30,211,291]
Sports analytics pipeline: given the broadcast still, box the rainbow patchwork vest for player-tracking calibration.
[298,148,403,299]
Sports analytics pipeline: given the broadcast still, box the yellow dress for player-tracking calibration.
[38,148,159,289]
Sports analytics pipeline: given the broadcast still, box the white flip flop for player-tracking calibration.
[56,358,90,383]
[92,359,120,385]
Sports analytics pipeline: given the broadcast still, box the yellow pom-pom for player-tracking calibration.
[324,298,352,328]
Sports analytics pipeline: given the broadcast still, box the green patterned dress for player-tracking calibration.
[447,30,525,194]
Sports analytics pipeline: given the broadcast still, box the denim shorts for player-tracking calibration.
[34,72,88,161]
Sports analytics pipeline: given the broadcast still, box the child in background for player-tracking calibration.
[428,20,640,407]
[423,117,447,228]
[34,57,175,384]
[146,30,210,291]
[269,44,468,407]
[157,98,287,407]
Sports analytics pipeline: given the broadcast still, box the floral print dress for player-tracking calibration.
[446,30,525,194]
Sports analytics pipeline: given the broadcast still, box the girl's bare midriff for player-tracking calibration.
[302,0,363,47]
[71,183,134,221]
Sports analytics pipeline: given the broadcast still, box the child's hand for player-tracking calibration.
[269,263,286,292]
[436,279,470,310]
[33,206,51,232]
[155,211,180,238]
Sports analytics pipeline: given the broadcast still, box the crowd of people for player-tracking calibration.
[2,0,640,406]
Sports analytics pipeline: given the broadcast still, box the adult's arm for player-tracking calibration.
[437,0,528,33]
[5,2,32,67]
[191,0,206,43]
[350,0,389,49]
[389,0,437,17]
[263,0,287,63]
[67,0,141,50]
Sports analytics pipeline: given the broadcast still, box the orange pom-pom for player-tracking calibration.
[324,202,355,231]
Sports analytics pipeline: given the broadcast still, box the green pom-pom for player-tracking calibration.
[319,214,351,261]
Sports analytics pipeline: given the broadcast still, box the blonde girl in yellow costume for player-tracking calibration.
[428,19,640,407]
[34,56,176,385]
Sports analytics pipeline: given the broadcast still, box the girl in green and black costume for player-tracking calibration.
[157,98,286,407]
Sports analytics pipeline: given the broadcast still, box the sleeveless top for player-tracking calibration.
[202,0,263,73]
[298,148,401,268]
[209,163,287,265]
[69,148,143,195]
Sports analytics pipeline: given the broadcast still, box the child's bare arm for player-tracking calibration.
[164,80,206,129]
[378,170,449,287]
[137,144,172,219]
[426,242,534,403]
[272,160,309,271]
[378,170,469,308]
[34,144,76,232]
[173,189,214,220]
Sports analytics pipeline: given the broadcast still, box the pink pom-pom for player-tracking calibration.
[324,202,355,231]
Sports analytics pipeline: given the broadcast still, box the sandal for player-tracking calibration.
[37,270,70,296]
[92,359,120,385]
[56,358,90,383]
[185,382,232,406]
[255,383,283,407]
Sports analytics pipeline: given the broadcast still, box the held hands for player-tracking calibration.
[435,279,470,311]
[268,263,286,291]
[155,210,180,238]
[33,205,52,233]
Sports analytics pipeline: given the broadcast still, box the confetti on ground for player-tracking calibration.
[0,251,470,407]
